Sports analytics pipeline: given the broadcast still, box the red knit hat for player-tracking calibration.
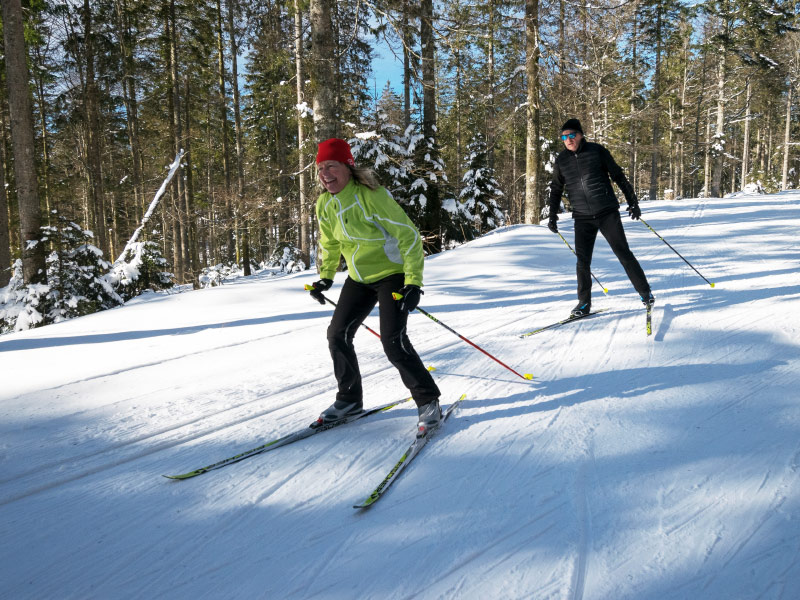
[316,138,355,166]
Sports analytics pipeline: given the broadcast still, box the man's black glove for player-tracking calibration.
[309,279,333,305]
[627,201,641,220]
[548,214,559,233]
[396,284,422,313]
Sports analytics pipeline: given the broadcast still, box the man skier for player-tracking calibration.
[547,118,655,316]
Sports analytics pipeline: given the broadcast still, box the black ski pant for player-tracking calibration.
[574,210,650,305]
[327,273,440,408]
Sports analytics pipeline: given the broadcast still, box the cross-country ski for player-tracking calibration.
[353,394,466,509]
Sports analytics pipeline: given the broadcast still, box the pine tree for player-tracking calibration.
[349,102,412,200]
[459,134,505,233]
[40,214,123,323]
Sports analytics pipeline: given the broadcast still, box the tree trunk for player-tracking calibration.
[226,0,249,275]
[455,48,462,174]
[629,2,638,194]
[486,0,495,170]
[704,113,712,197]
[31,45,51,221]
[183,76,198,279]
[781,82,792,190]
[1,0,45,284]
[711,47,726,198]
[83,0,108,256]
[294,0,310,268]
[741,78,752,190]
[648,6,662,201]
[310,0,337,142]
[0,101,10,288]
[524,0,541,225]
[402,0,411,130]
[419,0,441,251]
[216,0,235,264]
[114,0,146,230]
[678,36,688,198]
[558,0,566,123]
[691,40,709,198]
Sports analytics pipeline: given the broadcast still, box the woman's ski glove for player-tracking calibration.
[548,214,559,233]
[309,279,333,304]
[627,201,641,220]
[396,284,423,313]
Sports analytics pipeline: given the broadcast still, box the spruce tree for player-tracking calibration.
[459,133,505,233]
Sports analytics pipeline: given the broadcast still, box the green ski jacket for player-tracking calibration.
[316,179,424,287]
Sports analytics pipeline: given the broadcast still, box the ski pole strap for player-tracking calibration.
[304,285,382,338]
[638,219,715,288]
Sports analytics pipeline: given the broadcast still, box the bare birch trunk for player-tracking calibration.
[781,83,792,190]
[711,49,726,198]
[704,114,712,197]
[294,0,310,268]
[741,79,752,190]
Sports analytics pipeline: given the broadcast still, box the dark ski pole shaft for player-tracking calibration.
[393,294,533,381]
[554,231,609,294]
[639,219,715,288]
[304,285,381,339]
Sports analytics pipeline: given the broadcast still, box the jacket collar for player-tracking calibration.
[569,138,587,156]
[328,177,357,199]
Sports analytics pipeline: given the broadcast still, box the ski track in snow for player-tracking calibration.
[2,193,800,599]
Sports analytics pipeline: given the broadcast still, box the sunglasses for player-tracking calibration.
[561,132,578,140]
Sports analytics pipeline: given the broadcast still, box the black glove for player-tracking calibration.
[309,278,333,305]
[396,284,422,313]
[548,215,558,233]
[627,202,641,220]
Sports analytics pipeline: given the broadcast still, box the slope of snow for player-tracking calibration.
[2,192,799,599]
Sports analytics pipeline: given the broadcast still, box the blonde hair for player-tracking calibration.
[349,166,380,190]
[316,164,381,192]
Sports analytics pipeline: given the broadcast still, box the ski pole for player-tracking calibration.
[554,230,609,294]
[304,285,382,339]
[638,218,715,288]
[393,293,534,381]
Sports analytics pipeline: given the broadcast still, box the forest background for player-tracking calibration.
[0,0,797,330]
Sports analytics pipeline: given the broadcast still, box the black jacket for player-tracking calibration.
[548,140,636,219]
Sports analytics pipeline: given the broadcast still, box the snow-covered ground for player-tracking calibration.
[1,192,799,599]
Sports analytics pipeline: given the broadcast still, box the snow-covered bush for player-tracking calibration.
[743,181,766,194]
[0,216,124,333]
[41,216,123,323]
[265,244,306,273]
[0,260,49,333]
[109,241,173,301]
[198,263,240,288]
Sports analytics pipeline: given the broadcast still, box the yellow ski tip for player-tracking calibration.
[304,284,313,291]
[524,373,534,380]
[391,292,403,300]
[427,365,437,372]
